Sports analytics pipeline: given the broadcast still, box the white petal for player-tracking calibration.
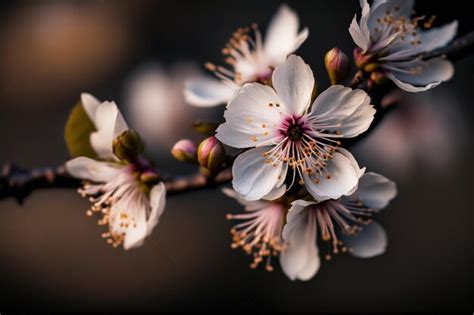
[81,93,101,122]
[310,85,375,138]
[349,14,369,52]
[417,21,458,53]
[272,55,314,116]
[222,187,268,209]
[146,182,167,236]
[232,147,284,201]
[123,198,148,250]
[386,58,454,92]
[282,199,316,240]
[368,0,414,32]
[90,101,129,160]
[184,75,237,107]
[216,83,284,148]
[304,148,364,201]
[342,221,387,258]
[280,202,320,281]
[262,184,287,201]
[358,0,371,45]
[65,157,122,182]
[350,172,397,209]
[264,5,308,64]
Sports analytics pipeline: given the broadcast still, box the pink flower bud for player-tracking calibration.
[171,139,197,163]
[197,136,225,170]
[325,48,350,85]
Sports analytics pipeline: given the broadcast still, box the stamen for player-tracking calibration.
[227,203,286,271]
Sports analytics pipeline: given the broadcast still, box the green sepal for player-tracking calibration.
[64,101,98,159]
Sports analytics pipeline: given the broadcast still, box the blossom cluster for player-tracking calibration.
[64,1,456,281]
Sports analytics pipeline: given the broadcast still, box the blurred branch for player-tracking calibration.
[1,30,474,204]
[0,163,232,204]
[165,168,232,196]
[0,164,79,204]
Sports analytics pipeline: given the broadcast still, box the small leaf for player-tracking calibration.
[193,121,219,136]
[64,101,98,159]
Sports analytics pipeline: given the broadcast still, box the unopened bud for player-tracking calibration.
[171,139,197,163]
[197,136,225,170]
[324,48,350,85]
[353,48,378,72]
[113,129,145,162]
[140,170,159,185]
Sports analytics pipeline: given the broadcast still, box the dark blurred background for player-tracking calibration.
[0,0,472,311]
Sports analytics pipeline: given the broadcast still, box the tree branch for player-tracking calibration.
[0,164,79,204]
[0,163,232,203]
[1,30,474,204]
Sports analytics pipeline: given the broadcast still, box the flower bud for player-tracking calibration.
[171,139,197,163]
[197,136,225,170]
[113,129,145,162]
[140,170,160,185]
[324,48,350,85]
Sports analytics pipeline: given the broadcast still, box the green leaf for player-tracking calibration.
[193,121,219,136]
[64,101,99,159]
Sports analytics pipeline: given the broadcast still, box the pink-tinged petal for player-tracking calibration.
[386,58,454,92]
[350,172,397,209]
[304,148,364,201]
[216,83,284,148]
[280,201,320,281]
[65,157,122,182]
[90,101,129,160]
[264,4,308,64]
[342,221,387,258]
[310,85,375,138]
[80,93,101,122]
[272,55,314,116]
[232,147,284,201]
[184,75,237,107]
[146,182,167,236]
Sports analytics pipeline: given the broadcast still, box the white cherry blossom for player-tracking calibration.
[216,55,374,201]
[66,93,166,250]
[350,0,457,92]
[281,172,397,281]
[184,4,308,107]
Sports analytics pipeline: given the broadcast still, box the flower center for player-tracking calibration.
[287,124,304,141]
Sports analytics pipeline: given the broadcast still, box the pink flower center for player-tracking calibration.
[279,115,311,141]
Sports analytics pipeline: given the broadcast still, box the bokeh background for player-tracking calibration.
[0,0,472,311]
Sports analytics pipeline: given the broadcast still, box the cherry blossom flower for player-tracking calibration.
[222,186,288,272]
[65,93,166,250]
[349,0,457,92]
[184,4,308,107]
[281,172,397,281]
[216,55,374,201]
